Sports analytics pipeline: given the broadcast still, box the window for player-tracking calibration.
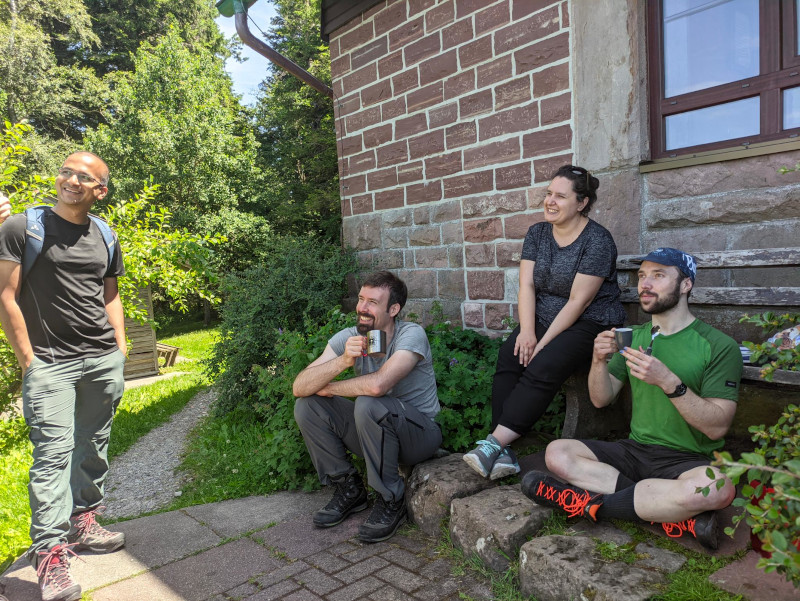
[648,0,800,159]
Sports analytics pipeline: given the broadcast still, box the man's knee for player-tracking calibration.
[680,467,736,511]
[294,395,320,427]
[353,396,390,428]
[545,439,582,477]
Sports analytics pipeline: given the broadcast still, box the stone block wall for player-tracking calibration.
[330,0,572,331]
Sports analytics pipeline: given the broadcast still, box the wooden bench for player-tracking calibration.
[156,343,181,368]
[562,247,800,440]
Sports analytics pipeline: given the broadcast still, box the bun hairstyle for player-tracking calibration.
[551,165,600,216]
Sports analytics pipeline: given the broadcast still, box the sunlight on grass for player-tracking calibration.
[157,326,219,374]
[0,419,32,573]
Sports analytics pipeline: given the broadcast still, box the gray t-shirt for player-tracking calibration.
[328,320,440,418]
[521,220,625,327]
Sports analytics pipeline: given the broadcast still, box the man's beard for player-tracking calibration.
[356,314,374,335]
[640,279,681,314]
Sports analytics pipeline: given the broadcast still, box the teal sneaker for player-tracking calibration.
[489,446,520,480]
[462,434,503,478]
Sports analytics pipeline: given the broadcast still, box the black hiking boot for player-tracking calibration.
[313,473,368,528]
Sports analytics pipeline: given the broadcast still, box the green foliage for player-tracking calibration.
[705,404,800,586]
[0,418,32,574]
[740,312,800,380]
[208,237,356,413]
[195,207,273,273]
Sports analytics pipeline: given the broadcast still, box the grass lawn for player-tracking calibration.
[0,325,217,573]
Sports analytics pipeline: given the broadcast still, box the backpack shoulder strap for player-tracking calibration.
[22,206,49,281]
[88,214,117,270]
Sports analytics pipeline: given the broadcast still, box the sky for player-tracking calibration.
[215,1,279,106]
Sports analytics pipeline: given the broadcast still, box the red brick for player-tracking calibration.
[561,1,569,27]
[398,161,424,183]
[426,152,462,178]
[496,240,524,266]
[463,190,528,218]
[340,22,375,54]
[479,102,539,140]
[459,90,493,118]
[485,303,512,330]
[444,69,475,100]
[496,162,532,190]
[415,247,449,268]
[352,193,374,214]
[446,121,476,149]
[375,188,405,210]
[329,37,341,60]
[444,170,493,198]
[527,185,546,208]
[513,0,559,20]
[533,153,572,183]
[368,166,399,190]
[336,93,361,117]
[343,64,378,92]
[406,180,443,204]
[465,243,496,267]
[464,137,520,170]
[476,3,510,35]
[348,150,376,173]
[432,199,462,222]
[341,196,351,217]
[429,103,458,128]
[377,140,409,167]
[515,32,569,74]
[409,129,445,159]
[382,97,407,120]
[395,113,427,139]
[541,92,571,125]
[522,125,572,158]
[331,54,351,79]
[407,81,444,112]
[456,0,488,19]
[332,79,344,100]
[409,0,436,16]
[393,68,419,95]
[467,270,505,300]
[504,212,544,239]
[463,302,484,327]
[330,10,363,39]
[463,218,503,243]
[352,37,389,70]
[378,51,404,79]
[532,63,570,97]
[419,49,458,86]
[363,124,393,148]
[362,80,392,107]
[495,6,560,54]
[346,106,381,132]
[426,1,455,31]
[389,16,424,51]
[476,55,513,88]
[442,18,473,50]
[364,1,388,19]
[340,174,367,196]
[459,36,492,69]
[405,34,441,66]
[375,2,408,36]
[340,134,363,157]
[496,76,532,110]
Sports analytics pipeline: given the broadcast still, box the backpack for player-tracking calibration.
[22,206,117,281]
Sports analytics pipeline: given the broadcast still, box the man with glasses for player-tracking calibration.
[0,152,126,601]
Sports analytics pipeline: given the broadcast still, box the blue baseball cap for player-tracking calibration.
[633,248,698,282]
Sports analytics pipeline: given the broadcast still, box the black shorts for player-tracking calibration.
[581,439,710,482]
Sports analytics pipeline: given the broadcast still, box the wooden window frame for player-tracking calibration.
[647,0,800,160]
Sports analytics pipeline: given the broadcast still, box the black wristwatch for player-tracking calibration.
[665,382,687,398]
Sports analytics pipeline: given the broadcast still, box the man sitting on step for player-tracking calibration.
[522,248,742,550]
[293,271,441,543]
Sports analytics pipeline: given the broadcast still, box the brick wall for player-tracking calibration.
[330,0,572,332]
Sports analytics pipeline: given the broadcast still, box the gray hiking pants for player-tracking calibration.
[294,395,442,502]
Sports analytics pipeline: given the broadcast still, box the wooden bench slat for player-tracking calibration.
[620,287,800,305]
[618,247,800,270]
[742,366,800,386]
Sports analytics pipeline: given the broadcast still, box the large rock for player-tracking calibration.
[406,453,497,537]
[450,485,552,572]
[519,534,683,601]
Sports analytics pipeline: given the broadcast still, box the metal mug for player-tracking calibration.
[366,330,387,358]
[614,328,633,351]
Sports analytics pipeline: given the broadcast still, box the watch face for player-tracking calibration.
[667,383,687,398]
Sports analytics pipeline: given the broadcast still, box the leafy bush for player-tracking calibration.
[705,404,800,586]
[208,236,356,413]
[740,312,800,381]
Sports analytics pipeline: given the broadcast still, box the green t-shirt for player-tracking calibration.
[607,319,742,457]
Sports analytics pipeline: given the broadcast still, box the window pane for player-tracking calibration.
[663,0,759,98]
[665,97,759,150]
[784,87,800,129]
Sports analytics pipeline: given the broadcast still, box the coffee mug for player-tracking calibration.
[614,328,633,351]
[366,330,387,358]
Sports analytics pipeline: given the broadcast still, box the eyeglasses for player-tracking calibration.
[58,168,103,186]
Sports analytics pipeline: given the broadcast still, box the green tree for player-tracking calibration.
[253,0,340,240]
[85,27,262,227]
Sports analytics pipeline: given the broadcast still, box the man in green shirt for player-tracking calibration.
[522,248,742,549]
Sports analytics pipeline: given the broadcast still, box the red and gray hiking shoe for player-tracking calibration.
[67,507,125,553]
[36,544,81,601]
[521,470,604,520]
[659,510,718,550]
